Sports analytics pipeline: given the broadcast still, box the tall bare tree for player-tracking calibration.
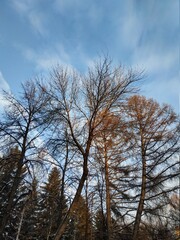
[40,57,141,239]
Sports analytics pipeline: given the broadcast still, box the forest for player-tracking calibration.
[0,58,179,240]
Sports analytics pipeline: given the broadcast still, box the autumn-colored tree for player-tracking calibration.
[123,95,179,240]
[93,110,122,240]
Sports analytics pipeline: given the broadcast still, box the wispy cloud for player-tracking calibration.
[114,0,179,111]
[118,2,143,51]
[0,72,10,92]
[27,10,47,36]
[10,0,47,36]
[132,45,177,74]
[11,0,31,13]
[21,44,72,72]
[54,0,103,32]
[5,0,178,112]
[54,0,83,14]
[0,71,10,110]
[135,44,179,111]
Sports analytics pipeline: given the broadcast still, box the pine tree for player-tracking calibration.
[0,147,27,239]
[18,177,40,240]
[94,209,107,240]
[39,167,67,239]
[66,195,92,240]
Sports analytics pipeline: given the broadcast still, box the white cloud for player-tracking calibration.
[28,10,47,36]
[11,0,32,13]
[134,40,179,112]
[116,1,179,112]
[22,45,72,72]
[0,72,10,91]
[134,47,179,112]
[87,4,103,26]
[141,76,179,112]
[11,0,47,36]
[0,72,11,110]
[54,0,82,13]
[114,0,143,52]
[132,46,177,74]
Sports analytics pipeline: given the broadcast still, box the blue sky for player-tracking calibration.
[0,0,179,112]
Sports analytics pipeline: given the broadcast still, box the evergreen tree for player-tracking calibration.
[18,177,40,240]
[65,195,92,240]
[94,209,107,240]
[39,167,67,239]
[0,147,27,239]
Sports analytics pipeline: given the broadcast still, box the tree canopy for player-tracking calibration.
[0,58,179,240]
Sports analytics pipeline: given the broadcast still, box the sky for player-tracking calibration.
[0,0,179,113]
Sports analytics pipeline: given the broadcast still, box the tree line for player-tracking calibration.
[0,58,179,240]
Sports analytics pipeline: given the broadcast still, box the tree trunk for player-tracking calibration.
[58,131,69,223]
[0,124,29,237]
[54,165,88,240]
[16,204,26,240]
[132,148,146,240]
[104,138,112,240]
[85,178,89,240]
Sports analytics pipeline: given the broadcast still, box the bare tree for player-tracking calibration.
[0,80,50,237]
[40,57,141,239]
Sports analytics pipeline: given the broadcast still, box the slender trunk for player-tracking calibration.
[0,120,30,236]
[47,214,53,240]
[54,158,88,240]
[85,178,89,240]
[104,137,111,240]
[59,131,69,223]
[54,117,93,239]
[132,132,146,240]
[98,175,105,240]
[16,204,26,240]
